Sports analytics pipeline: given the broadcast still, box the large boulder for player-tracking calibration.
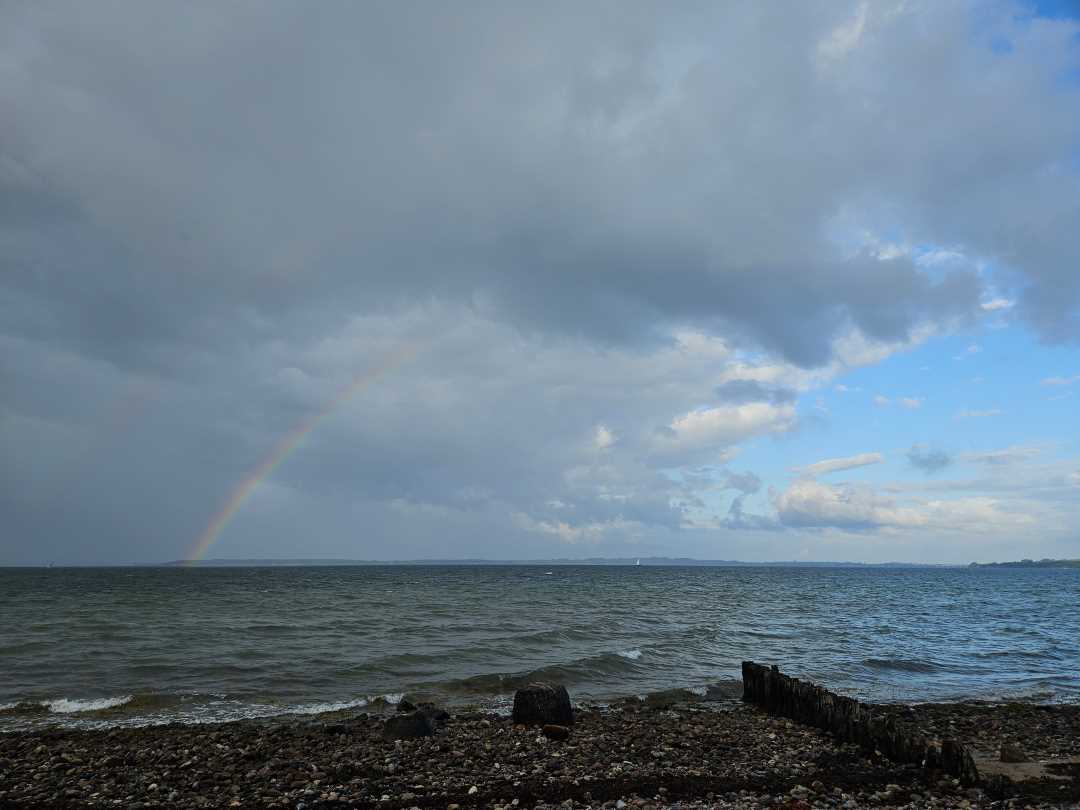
[382,710,434,740]
[512,682,574,726]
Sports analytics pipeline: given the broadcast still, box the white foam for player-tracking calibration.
[687,685,708,696]
[379,693,405,705]
[0,701,20,711]
[43,695,133,713]
[617,649,643,660]
[287,698,370,716]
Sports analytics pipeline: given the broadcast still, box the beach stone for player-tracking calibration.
[418,703,450,727]
[382,711,434,740]
[512,683,574,726]
[1000,742,1029,763]
[703,682,742,702]
[396,698,417,713]
[643,688,697,708]
[542,724,570,741]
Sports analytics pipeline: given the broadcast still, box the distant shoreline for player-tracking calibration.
[968,558,1080,569]
[160,557,964,568]
[10,556,1080,568]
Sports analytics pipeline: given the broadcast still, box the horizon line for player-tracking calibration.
[8,555,1073,568]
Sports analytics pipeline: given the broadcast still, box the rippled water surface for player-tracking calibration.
[1,565,1078,730]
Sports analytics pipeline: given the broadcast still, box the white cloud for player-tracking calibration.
[899,397,923,409]
[817,2,869,63]
[653,402,797,461]
[916,248,967,267]
[1041,374,1080,386]
[873,394,891,407]
[793,452,884,479]
[715,325,939,396]
[956,408,1002,419]
[593,424,616,450]
[961,446,1041,466]
[773,479,1034,533]
[512,513,642,544]
[774,480,896,529]
[981,297,1014,312]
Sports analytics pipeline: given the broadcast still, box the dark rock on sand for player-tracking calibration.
[382,710,434,739]
[542,723,571,740]
[396,697,417,713]
[512,682,574,726]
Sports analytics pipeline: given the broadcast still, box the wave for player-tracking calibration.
[862,658,939,673]
[437,651,645,695]
[616,649,643,660]
[43,695,134,713]
[738,630,796,640]
[285,697,370,715]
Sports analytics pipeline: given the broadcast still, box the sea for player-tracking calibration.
[1,564,1078,732]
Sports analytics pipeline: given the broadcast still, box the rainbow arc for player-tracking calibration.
[185,346,417,564]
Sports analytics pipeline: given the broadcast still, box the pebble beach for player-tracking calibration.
[1,691,1078,809]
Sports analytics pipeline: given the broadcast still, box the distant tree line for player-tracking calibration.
[969,558,1080,568]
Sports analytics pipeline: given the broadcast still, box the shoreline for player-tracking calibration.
[5,676,1078,736]
[1,689,1078,808]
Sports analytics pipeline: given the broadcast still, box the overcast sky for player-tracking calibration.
[2,1,1079,565]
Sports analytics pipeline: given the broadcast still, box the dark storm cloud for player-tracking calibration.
[1,1,1078,562]
[0,2,1014,367]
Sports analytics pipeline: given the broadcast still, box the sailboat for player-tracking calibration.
[635,558,641,566]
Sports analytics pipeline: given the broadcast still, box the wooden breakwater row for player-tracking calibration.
[741,662,980,784]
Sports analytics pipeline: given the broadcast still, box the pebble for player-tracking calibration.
[0,699,1075,808]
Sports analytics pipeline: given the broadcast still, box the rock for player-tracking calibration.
[542,724,571,741]
[702,682,742,702]
[382,711,434,740]
[396,698,417,713]
[418,703,450,727]
[512,683,574,727]
[643,688,698,709]
[1000,742,1029,763]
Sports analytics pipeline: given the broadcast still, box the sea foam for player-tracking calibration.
[43,696,133,713]
[287,698,370,715]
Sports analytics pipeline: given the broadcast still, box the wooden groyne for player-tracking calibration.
[741,662,980,784]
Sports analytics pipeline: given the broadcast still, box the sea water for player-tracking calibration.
[1,564,1078,730]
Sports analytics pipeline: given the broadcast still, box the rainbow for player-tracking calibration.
[185,345,418,564]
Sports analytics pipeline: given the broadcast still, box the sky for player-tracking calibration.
[1,0,1078,565]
